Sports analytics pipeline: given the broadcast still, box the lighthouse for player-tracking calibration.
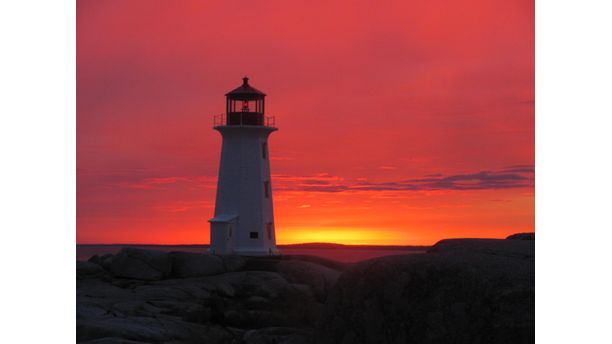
[208,77,279,256]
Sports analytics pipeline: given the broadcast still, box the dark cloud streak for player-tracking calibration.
[274,165,534,193]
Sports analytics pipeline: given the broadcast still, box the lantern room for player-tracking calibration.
[225,77,266,125]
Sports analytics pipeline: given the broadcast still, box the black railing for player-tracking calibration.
[213,113,276,127]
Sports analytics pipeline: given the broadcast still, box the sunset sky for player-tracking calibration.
[77,0,534,245]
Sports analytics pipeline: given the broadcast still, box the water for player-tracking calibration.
[77,244,427,263]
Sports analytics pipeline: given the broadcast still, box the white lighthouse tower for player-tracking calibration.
[209,77,279,256]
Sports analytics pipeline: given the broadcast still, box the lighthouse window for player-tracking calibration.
[266,223,273,240]
[262,143,267,159]
[250,231,259,239]
[264,181,270,198]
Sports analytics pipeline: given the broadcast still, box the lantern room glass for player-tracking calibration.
[227,99,264,114]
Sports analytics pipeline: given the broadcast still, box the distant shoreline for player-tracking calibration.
[76,243,430,262]
[76,243,430,251]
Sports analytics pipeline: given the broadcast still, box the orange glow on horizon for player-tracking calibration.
[77,186,534,246]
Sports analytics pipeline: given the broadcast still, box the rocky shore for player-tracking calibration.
[77,233,534,343]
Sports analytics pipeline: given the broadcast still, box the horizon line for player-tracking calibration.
[76,242,432,248]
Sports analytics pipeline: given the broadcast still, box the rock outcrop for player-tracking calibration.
[428,238,535,259]
[506,232,535,240]
[318,238,534,344]
[275,260,340,301]
[169,252,225,278]
[78,235,534,343]
[109,248,172,281]
[79,251,337,343]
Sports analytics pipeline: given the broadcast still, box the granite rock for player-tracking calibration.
[319,239,534,344]
[109,248,171,281]
[169,252,225,278]
[276,260,341,301]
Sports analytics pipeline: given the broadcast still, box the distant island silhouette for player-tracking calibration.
[76,242,430,263]
[77,242,430,250]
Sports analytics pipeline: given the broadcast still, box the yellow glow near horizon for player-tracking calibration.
[276,227,405,245]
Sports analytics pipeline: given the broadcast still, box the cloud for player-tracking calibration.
[119,176,184,190]
[274,165,534,193]
[153,201,212,213]
[99,174,216,190]
[498,165,535,174]
[272,174,348,193]
[86,164,532,196]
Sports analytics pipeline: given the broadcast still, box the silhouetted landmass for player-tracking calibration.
[506,232,536,240]
[77,233,534,343]
[76,243,430,262]
[77,243,429,249]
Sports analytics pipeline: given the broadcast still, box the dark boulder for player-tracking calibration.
[109,248,171,281]
[276,260,341,301]
[89,254,115,271]
[169,252,225,278]
[240,255,343,301]
[319,239,534,344]
[428,238,535,259]
[77,261,106,279]
[209,271,291,299]
[282,255,348,271]
[220,254,248,272]
[243,256,282,272]
[132,283,211,301]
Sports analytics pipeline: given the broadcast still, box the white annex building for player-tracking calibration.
[208,77,279,256]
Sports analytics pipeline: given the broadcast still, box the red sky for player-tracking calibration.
[77,0,534,245]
